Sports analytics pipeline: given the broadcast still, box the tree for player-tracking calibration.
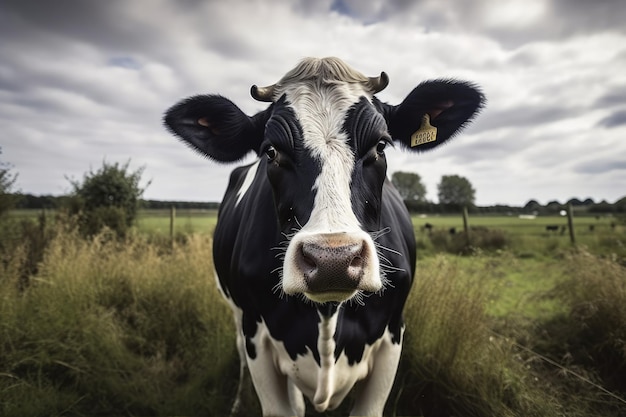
[523,199,541,212]
[0,146,19,217]
[391,171,427,202]
[437,175,475,209]
[545,200,563,214]
[68,160,150,237]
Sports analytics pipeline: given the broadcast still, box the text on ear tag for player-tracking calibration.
[410,114,437,147]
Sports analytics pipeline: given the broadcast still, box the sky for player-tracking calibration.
[1,0,625,206]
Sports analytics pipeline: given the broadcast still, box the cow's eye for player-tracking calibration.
[376,140,388,155]
[265,146,278,161]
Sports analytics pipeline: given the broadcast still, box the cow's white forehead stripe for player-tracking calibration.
[286,84,368,232]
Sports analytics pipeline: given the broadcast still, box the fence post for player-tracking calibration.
[462,206,471,246]
[567,203,576,245]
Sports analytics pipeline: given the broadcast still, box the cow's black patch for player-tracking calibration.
[263,99,319,231]
[343,98,390,233]
[344,97,389,158]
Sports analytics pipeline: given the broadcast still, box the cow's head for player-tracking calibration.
[164,57,484,304]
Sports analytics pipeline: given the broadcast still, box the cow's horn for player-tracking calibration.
[251,84,275,102]
[368,72,389,94]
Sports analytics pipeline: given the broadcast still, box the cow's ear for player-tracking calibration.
[378,80,485,152]
[164,95,267,162]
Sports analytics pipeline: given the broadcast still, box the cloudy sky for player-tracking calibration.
[1,0,625,206]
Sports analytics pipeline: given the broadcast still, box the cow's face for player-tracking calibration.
[263,81,392,303]
[164,57,484,304]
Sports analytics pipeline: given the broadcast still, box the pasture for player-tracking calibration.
[136,208,218,236]
[132,208,625,259]
[1,209,625,416]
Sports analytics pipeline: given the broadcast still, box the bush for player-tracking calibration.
[68,160,149,238]
[78,205,129,238]
[0,148,19,218]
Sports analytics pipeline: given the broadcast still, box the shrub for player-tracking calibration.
[67,160,149,238]
[0,147,19,218]
[78,205,129,238]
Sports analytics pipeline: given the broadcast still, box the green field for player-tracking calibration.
[1,209,625,416]
[136,208,219,235]
[9,208,621,239]
[411,212,615,234]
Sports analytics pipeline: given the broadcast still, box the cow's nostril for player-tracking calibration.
[300,250,317,272]
[348,255,364,278]
[350,254,363,269]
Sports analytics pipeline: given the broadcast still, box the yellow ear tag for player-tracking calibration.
[410,114,437,147]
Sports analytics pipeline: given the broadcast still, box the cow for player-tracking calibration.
[546,225,559,233]
[164,57,484,417]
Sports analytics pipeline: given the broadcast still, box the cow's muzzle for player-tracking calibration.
[283,232,381,303]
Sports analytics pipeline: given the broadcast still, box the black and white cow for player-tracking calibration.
[164,57,484,417]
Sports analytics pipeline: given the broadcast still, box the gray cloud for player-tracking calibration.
[331,0,626,49]
[575,159,626,174]
[595,87,626,108]
[472,105,579,133]
[1,0,626,206]
[596,110,626,128]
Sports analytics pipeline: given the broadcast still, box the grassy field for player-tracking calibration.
[135,208,219,236]
[1,209,625,416]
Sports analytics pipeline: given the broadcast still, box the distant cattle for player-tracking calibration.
[422,222,434,233]
[164,57,484,416]
[546,225,559,232]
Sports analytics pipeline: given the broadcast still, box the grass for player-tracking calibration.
[1,211,626,416]
[135,208,218,236]
[0,225,236,416]
[412,213,625,260]
[540,251,626,396]
[393,255,559,417]
[394,252,626,416]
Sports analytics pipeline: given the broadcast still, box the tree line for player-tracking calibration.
[13,194,220,211]
[391,171,626,215]
[1,149,624,226]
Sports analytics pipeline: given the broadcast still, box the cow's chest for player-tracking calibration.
[249,316,387,412]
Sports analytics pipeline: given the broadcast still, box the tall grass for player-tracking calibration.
[534,249,626,414]
[0,226,236,416]
[2,217,625,416]
[391,256,564,417]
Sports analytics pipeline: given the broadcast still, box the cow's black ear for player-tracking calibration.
[164,95,267,162]
[378,80,485,152]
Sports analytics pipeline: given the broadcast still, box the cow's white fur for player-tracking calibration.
[220,265,401,416]
[244,310,402,416]
[235,158,260,206]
